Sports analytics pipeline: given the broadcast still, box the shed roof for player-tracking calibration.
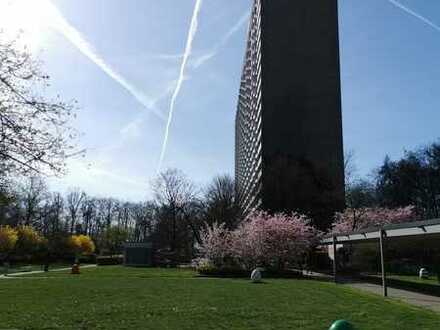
[123,242,153,248]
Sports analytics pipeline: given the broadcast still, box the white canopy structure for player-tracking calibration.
[321,219,440,245]
[320,219,440,297]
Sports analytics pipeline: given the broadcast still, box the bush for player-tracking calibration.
[199,211,319,272]
[199,223,233,268]
[78,254,97,264]
[15,226,45,256]
[196,262,303,279]
[263,269,303,279]
[387,259,420,276]
[101,227,128,256]
[97,255,123,266]
[194,259,248,278]
[68,235,95,256]
[0,226,18,256]
[197,265,249,278]
[153,248,187,267]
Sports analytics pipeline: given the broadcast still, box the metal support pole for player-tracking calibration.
[379,229,387,297]
[333,236,337,283]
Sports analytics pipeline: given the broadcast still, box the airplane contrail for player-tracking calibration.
[157,0,203,172]
[192,11,250,69]
[387,0,440,33]
[121,9,248,151]
[45,0,165,119]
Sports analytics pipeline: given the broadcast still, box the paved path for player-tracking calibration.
[300,271,440,313]
[0,264,97,279]
[345,281,440,313]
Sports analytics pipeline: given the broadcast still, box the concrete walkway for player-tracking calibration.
[0,264,97,279]
[344,281,440,313]
[299,271,440,313]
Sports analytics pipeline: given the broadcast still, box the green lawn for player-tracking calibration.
[1,266,439,330]
[388,274,440,286]
[0,264,42,274]
[0,263,74,275]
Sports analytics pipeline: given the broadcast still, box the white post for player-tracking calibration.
[333,236,337,283]
[379,229,387,297]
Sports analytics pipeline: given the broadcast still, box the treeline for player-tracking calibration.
[1,34,243,265]
[0,177,153,244]
[346,140,440,220]
[0,170,241,263]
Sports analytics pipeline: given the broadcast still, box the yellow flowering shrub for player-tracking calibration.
[68,235,95,256]
[16,226,44,254]
[77,235,95,255]
[0,226,18,254]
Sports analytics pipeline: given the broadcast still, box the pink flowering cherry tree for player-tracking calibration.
[233,212,319,270]
[199,222,233,268]
[199,211,320,271]
[331,206,417,234]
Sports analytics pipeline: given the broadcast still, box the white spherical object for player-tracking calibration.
[251,268,262,283]
[419,268,429,279]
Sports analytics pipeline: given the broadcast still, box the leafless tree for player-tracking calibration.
[66,188,85,234]
[131,202,156,242]
[0,33,80,176]
[51,192,65,233]
[40,192,65,236]
[100,198,117,229]
[18,176,48,226]
[81,196,96,236]
[152,169,197,209]
[0,175,18,226]
[151,168,200,250]
[344,149,358,187]
[203,174,241,229]
[119,202,134,231]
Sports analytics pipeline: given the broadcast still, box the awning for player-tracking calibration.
[320,218,440,297]
[320,218,440,245]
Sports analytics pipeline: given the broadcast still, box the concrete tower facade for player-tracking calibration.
[235,0,345,229]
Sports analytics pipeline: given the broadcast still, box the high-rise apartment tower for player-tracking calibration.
[235,0,345,229]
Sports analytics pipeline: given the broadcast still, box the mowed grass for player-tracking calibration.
[1,267,440,329]
[388,274,440,286]
[0,263,80,275]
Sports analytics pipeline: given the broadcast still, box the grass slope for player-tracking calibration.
[388,274,440,286]
[0,266,439,329]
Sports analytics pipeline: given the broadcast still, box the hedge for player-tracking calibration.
[96,255,123,266]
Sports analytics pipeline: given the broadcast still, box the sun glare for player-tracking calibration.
[0,0,56,51]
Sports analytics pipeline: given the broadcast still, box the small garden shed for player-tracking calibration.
[123,242,153,267]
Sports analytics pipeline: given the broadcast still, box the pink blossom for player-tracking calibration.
[331,206,417,234]
[199,211,319,270]
[199,222,233,267]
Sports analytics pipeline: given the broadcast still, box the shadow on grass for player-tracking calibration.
[308,271,440,298]
[359,275,440,298]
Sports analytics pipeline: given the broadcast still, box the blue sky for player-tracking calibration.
[1,0,439,201]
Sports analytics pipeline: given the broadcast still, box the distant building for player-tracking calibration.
[235,0,345,229]
[123,242,153,267]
